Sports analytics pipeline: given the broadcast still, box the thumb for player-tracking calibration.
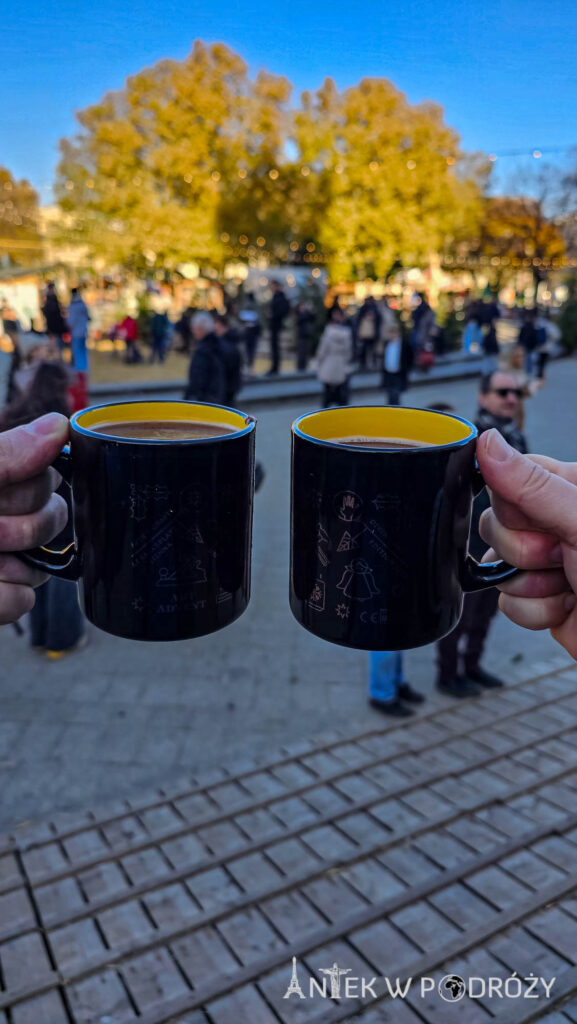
[0,414,70,488]
[477,429,577,546]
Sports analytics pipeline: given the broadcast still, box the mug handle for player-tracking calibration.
[459,461,520,593]
[17,446,80,582]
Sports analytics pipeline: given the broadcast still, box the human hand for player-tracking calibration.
[477,428,577,659]
[0,413,69,624]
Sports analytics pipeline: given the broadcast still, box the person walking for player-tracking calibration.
[116,314,142,364]
[214,315,242,407]
[355,296,382,370]
[369,650,425,717]
[66,287,91,373]
[382,325,413,405]
[316,306,353,408]
[42,283,67,358]
[267,281,290,375]
[184,312,225,403]
[238,293,261,370]
[149,310,171,364]
[295,301,315,372]
[518,309,539,376]
[0,362,86,658]
[435,373,527,698]
[480,317,500,377]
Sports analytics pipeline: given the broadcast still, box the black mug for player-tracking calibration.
[290,405,518,651]
[21,400,256,641]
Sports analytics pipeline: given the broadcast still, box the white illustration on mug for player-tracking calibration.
[372,494,400,512]
[217,588,233,603]
[308,579,326,612]
[131,597,144,612]
[335,603,350,619]
[336,559,380,601]
[337,528,365,553]
[157,561,208,587]
[334,490,364,523]
[129,484,169,521]
[317,523,330,567]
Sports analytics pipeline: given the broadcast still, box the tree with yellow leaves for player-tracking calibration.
[0,168,42,266]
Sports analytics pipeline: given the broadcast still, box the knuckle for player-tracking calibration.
[522,460,550,501]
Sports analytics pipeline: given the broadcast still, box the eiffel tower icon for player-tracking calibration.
[283,956,306,999]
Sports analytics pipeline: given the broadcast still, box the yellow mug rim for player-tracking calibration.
[71,400,254,443]
[293,405,476,451]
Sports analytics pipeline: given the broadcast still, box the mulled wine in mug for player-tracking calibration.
[290,405,518,650]
[18,400,256,641]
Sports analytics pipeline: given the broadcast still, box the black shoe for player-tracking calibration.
[464,666,504,689]
[397,682,425,704]
[436,677,481,699]
[369,698,415,718]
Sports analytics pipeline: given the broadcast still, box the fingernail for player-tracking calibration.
[486,429,512,462]
[24,414,67,438]
[564,594,577,613]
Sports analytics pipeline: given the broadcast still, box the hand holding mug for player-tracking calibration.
[477,428,577,659]
[0,413,69,623]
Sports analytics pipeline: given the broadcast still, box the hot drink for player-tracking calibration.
[93,420,237,441]
[332,436,433,449]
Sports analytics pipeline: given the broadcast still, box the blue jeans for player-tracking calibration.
[29,578,84,651]
[369,651,405,703]
[71,334,89,372]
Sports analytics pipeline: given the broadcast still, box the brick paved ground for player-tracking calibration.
[0,359,576,831]
[1,656,577,1023]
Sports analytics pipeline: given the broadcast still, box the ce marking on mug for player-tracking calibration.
[360,608,388,624]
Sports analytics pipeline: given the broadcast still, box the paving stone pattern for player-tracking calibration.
[4,363,577,832]
[3,657,577,1022]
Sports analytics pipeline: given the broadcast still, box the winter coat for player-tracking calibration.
[316,324,353,385]
[42,294,66,335]
[218,330,243,404]
[67,296,90,338]
[184,334,226,404]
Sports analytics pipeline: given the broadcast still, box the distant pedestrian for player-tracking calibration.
[295,301,315,371]
[355,296,382,370]
[535,309,560,382]
[238,293,261,369]
[518,309,539,376]
[67,287,91,372]
[410,293,435,353]
[267,280,290,375]
[174,307,194,354]
[369,651,425,717]
[42,283,67,358]
[184,312,225,403]
[435,375,527,699]
[316,306,353,407]
[117,315,142,364]
[480,318,499,377]
[214,315,242,406]
[382,325,413,405]
[0,361,86,658]
[149,310,171,364]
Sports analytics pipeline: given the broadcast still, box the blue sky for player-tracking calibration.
[2,0,575,200]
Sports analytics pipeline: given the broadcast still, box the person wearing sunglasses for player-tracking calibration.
[436,372,528,699]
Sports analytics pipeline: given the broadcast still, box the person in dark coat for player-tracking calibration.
[214,315,242,407]
[435,373,527,699]
[184,312,225,404]
[149,311,171,364]
[295,301,315,371]
[518,308,539,375]
[42,283,67,357]
[267,280,290,375]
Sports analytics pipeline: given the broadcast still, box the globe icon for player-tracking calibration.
[438,975,466,1002]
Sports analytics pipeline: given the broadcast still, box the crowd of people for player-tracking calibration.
[0,278,572,699]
